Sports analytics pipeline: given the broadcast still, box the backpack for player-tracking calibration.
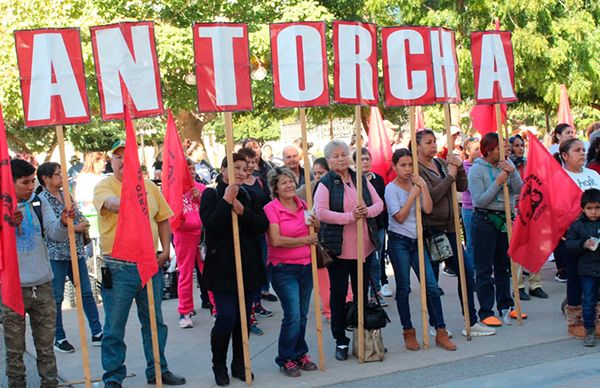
[30,194,44,238]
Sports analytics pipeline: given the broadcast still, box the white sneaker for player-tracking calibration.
[429,326,453,338]
[179,314,194,329]
[380,284,393,297]
[462,322,496,337]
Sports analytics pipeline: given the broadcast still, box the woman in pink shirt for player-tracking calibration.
[314,140,384,361]
[175,159,206,328]
[264,167,319,377]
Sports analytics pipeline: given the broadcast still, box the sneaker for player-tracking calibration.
[91,333,103,347]
[555,272,567,283]
[462,322,496,337]
[380,284,393,297]
[518,288,531,301]
[179,314,194,329]
[296,354,318,371]
[280,360,301,377]
[429,326,453,338]
[261,292,279,302]
[54,339,75,353]
[250,324,263,336]
[529,288,549,299]
[254,304,273,317]
[442,266,457,277]
[481,316,502,327]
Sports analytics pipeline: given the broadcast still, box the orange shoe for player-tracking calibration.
[482,316,502,327]
[509,310,528,319]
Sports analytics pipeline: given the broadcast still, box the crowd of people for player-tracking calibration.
[3,120,600,387]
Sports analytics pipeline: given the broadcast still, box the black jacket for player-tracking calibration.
[368,172,388,230]
[200,177,269,292]
[565,215,600,277]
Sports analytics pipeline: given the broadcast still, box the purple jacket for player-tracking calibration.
[462,160,474,209]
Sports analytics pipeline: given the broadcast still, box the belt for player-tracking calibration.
[104,256,137,265]
[474,207,505,216]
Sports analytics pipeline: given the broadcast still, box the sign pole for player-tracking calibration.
[224,112,253,384]
[55,125,92,388]
[443,105,472,340]
[409,108,430,349]
[495,104,523,324]
[145,278,163,386]
[355,105,365,362]
[299,108,326,370]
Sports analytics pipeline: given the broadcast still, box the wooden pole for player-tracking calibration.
[495,104,523,325]
[443,105,472,341]
[408,108,430,349]
[145,279,162,387]
[224,112,253,384]
[354,105,365,362]
[299,108,326,370]
[55,125,92,388]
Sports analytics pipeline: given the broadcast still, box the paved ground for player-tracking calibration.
[2,262,598,387]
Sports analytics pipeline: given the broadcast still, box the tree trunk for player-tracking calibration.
[44,131,58,162]
[5,131,32,154]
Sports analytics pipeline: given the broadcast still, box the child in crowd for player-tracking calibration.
[566,188,600,347]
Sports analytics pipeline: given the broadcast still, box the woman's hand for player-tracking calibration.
[223,184,239,204]
[74,218,90,233]
[352,204,368,220]
[60,206,76,226]
[191,187,201,199]
[495,171,508,185]
[498,160,515,174]
[410,175,428,191]
[232,199,245,216]
[447,154,462,168]
[307,213,320,229]
[304,234,318,246]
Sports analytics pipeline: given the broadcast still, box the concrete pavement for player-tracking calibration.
[1,262,594,387]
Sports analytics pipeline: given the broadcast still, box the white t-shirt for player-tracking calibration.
[548,144,559,155]
[385,181,418,239]
[566,167,600,191]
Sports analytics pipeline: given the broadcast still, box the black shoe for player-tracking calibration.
[442,267,457,277]
[529,288,549,299]
[335,345,349,361]
[555,271,567,283]
[439,287,445,296]
[92,333,103,347]
[231,366,254,382]
[147,371,186,385]
[518,288,531,301]
[261,292,278,302]
[104,381,122,388]
[54,339,75,353]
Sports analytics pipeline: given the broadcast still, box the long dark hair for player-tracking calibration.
[552,123,572,144]
[587,136,600,165]
[554,138,583,165]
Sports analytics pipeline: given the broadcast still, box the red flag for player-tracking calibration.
[111,107,158,285]
[557,84,574,129]
[470,103,507,136]
[0,104,24,315]
[161,110,193,231]
[415,106,426,131]
[367,107,396,184]
[508,131,582,272]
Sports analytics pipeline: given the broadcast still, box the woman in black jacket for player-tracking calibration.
[200,153,270,386]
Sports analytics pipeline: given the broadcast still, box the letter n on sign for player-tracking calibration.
[270,22,329,108]
[470,31,518,104]
[90,21,164,120]
[193,23,252,112]
[14,28,90,127]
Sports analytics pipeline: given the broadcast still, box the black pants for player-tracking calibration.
[212,290,253,336]
[327,255,371,347]
[195,264,210,305]
[563,240,582,306]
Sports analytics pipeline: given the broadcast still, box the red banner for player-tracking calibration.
[333,21,378,106]
[90,21,164,120]
[557,84,574,129]
[368,107,395,184]
[0,104,24,315]
[14,28,90,127]
[470,31,518,104]
[382,26,435,107]
[193,23,252,112]
[509,132,582,272]
[430,28,461,103]
[270,22,329,108]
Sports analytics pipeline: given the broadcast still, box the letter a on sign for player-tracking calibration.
[471,31,517,104]
[14,28,90,127]
[333,21,378,106]
[193,23,252,112]
[270,22,329,108]
[382,27,435,107]
[90,21,164,120]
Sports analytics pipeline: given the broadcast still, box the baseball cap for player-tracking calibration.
[111,140,125,155]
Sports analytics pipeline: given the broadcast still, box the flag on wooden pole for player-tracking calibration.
[0,104,24,316]
[367,106,395,184]
[111,107,158,285]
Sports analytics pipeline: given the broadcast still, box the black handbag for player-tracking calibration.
[316,243,333,268]
[345,281,391,330]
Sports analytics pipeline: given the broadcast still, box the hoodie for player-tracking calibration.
[16,193,69,287]
[468,157,522,212]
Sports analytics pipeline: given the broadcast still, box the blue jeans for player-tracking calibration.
[101,259,168,384]
[387,231,445,329]
[472,212,514,320]
[270,263,313,366]
[581,276,599,329]
[50,258,102,341]
[370,229,386,295]
[461,208,474,264]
